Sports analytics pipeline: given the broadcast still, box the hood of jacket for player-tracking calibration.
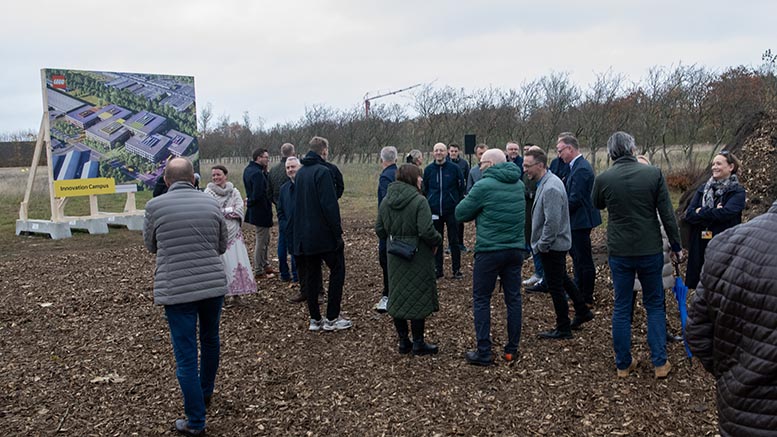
[384,181,421,210]
[483,162,521,184]
[301,151,325,167]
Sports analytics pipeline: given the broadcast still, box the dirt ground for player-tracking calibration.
[0,218,720,436]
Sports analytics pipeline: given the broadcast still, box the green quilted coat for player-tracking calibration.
[375,181,442,320]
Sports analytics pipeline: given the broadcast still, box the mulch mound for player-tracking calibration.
[1,220,719,436]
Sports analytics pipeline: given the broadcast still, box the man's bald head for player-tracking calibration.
[482,149,506,165]
[164,157,195,185]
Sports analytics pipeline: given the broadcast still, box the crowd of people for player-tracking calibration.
[142,130,774,437]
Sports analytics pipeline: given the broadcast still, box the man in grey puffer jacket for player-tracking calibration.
[144,157,228,436]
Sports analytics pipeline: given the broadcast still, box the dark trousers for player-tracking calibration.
[434,213,461,275]
[457,222,465,249]
[296,248,345,321]
[473,248,523,356]
[165,296,224,430]
[570,228,596,304]
[393,318,425,341]
[378,239,388,297]
[540,250,589,332]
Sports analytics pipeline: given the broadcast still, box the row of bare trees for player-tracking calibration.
[197,62,777,171]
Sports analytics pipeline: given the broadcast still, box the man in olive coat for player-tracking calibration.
[455,149,525,365]
[593,131,682,379]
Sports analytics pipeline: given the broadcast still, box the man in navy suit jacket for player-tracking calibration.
[556,135,602,305]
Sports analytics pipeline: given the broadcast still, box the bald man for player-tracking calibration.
[143,157,228,435]
[456,149,526,365]
[423,142,466,279]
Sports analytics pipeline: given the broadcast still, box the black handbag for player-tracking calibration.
[387,235,417,261]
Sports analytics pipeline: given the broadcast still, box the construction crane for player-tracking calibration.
[364,83,422,117]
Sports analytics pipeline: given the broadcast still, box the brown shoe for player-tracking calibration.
[255,273,275,280]
[264,266,277,274]
[288,293,307,303]
[617,360,638,378]
[654,361,671,379]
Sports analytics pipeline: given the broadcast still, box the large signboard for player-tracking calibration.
[41,69,198,196]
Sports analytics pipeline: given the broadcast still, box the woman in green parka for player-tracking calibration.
[375,164,442,355]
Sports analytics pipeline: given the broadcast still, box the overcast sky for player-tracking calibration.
[1,0,775,134]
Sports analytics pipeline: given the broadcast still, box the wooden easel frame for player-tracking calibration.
[16,71,143,238]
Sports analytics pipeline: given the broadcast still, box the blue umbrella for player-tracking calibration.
[673,262,693,360]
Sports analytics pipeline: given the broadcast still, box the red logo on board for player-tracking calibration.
[52,75,66,89]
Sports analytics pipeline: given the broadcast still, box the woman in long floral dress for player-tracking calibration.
[204,165,257,296]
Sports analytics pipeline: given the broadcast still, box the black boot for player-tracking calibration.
[393,318,412,354]
[411,319,438,356]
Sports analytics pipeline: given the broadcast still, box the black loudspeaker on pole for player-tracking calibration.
[464,134,476,155]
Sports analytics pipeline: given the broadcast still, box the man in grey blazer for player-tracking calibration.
[144,157,228,436]
[524,149,594,339]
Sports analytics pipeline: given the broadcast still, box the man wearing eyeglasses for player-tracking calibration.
[556,134,602,306]
[524,148,594,340]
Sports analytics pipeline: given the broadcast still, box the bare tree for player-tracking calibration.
[198,102,213,138]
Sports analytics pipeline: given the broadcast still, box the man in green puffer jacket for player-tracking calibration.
[455,149,526,366]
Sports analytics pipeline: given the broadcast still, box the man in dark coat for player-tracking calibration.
[449,143,470,253]
[268,142,297,282]
[686,199,777,437]
[244,147,275,279]
[557,134,602,305]
[279,157,303,301]
[375,146,398,313]
[292,136,352,332]
[423,142,465,279]
[505,141,524,180]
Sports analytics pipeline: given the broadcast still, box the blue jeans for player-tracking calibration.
[277,230,298,281]
[472,249,523,357]
[609,253,666,369]
[527,244,544,278]
[165,296,224,430]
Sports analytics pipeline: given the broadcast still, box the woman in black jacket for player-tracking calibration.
[683,151,746,289]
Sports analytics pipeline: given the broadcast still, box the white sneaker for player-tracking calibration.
[523,274,541,286]
[322,316,353,331]
[309,318,323,331]
[375,296,388,313]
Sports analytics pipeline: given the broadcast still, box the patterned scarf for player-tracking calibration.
[702,174,739,209]
[205,182,235,208]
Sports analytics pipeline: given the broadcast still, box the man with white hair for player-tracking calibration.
[456,149,526,365]
[423,142,466,279]
[268,142,298,283]
[375,146,398,313]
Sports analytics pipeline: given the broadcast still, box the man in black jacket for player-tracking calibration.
[268,142,297,282]
[423,142,465,279]
[243,148,275,280]
[292,136,352,332]
[449,143,470,253]
[557,134,601,306]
